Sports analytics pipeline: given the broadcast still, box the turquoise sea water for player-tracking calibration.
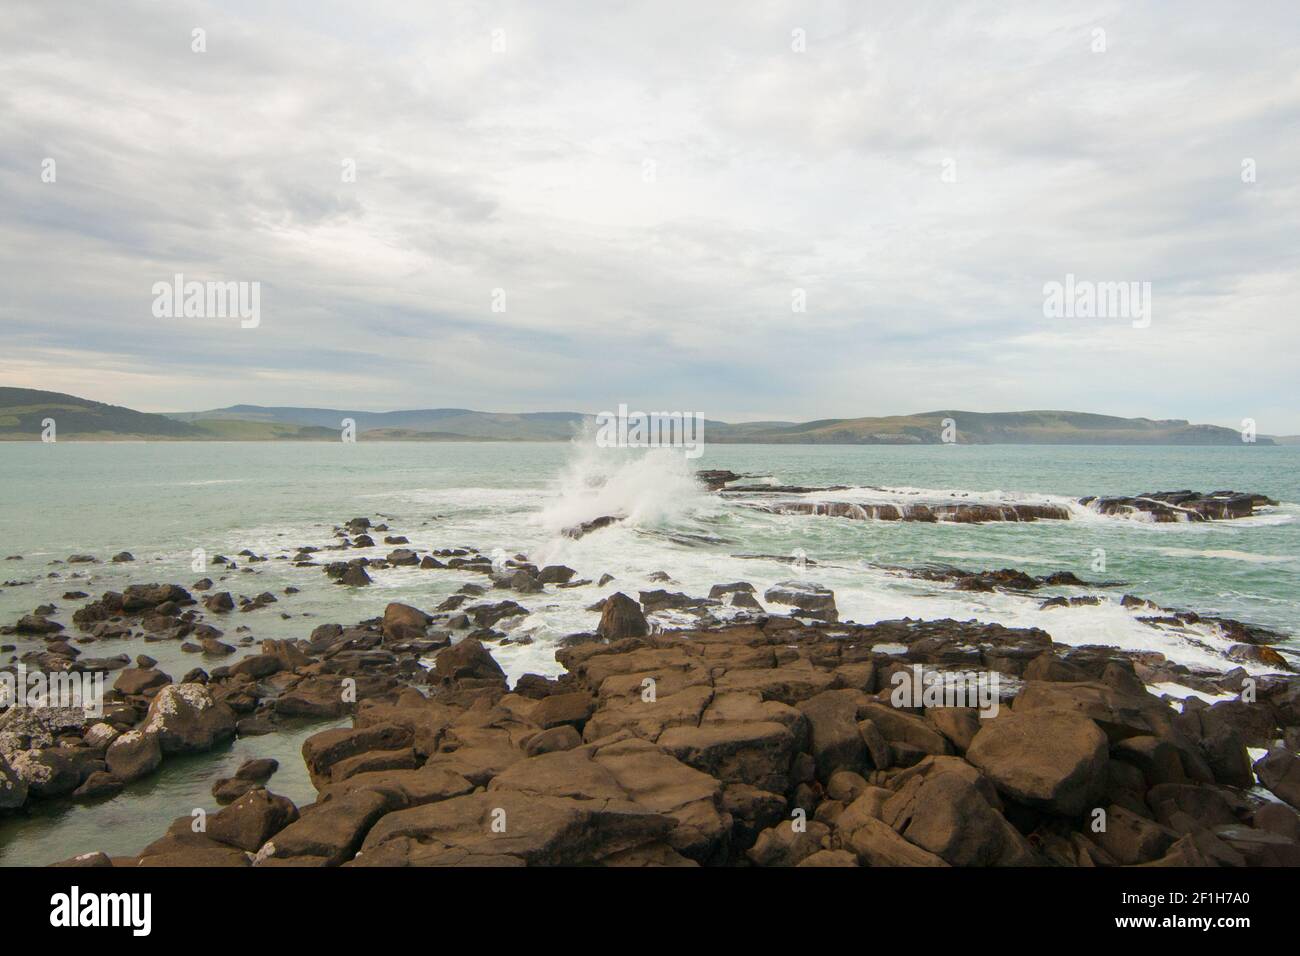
[0,440,1297,864]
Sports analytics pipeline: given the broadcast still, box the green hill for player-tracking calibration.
[0,388,1275,444]
[708,410,1267,445]
[0,387,203,439]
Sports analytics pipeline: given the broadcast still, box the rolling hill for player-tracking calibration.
[707,410,1267,445]
[0,387,204,439]
[166,404,589,440]
[0,388,1277,444]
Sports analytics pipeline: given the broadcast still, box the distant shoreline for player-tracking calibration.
[0,435,1287,446]
[0,386,1289,445]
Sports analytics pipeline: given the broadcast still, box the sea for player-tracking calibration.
[1,439,1297,864]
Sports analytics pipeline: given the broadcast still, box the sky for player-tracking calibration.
[2,1,1298,430]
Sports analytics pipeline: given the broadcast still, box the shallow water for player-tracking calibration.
[1,440,1297,863]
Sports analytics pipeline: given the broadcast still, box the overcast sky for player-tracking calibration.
[2,1,1298,429]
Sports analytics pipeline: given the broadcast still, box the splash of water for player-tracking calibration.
[535,431,715,538]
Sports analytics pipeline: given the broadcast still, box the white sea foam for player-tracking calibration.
[535,438,716,540]
[1156,547,1296,564]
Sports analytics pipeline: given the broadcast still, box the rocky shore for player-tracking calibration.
[4,557,1296,867]
[697,478,1280,525]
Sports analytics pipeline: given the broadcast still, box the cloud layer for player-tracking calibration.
[2,0,1298,429]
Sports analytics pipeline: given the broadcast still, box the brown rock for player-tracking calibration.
[598,592,648,640]
[966,711,1107,816]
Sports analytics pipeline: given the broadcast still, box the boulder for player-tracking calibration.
[302,723,414,789]
[1112,735,1186,788]
[433,640,506,683]
[338,566,371,587]
[15,614,62,634]
[257,790,390,865]
[203,592,235,613]
[763,581,837,622]
[1088,804,1177,865]
[659,720,796,794]
[358,790,674,866]
[1254,748,1300,809]
[8,748,85,798]
[858,703,950,757]
[593,738,731,862]
[113,667,171,696]
[105,730,162,782]
[846,816,949,867]
[598,593,648,640]
[1012,680,1172,741]
[382,603,431,641]
[966,711,1107,816]
[208,789,299,852]
[797,689,870,780]
[746,819,831,866]
[883,770,1037,866]
[537,565,577,585]
[140,683,237,754]
[523,725,582,756]
[530,692,594,731]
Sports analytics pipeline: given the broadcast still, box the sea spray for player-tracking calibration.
[536,434,717,544]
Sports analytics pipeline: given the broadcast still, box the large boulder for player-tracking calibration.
[763,581,837,622]
[529,692,594,731]
[1088,804,1177,865]
[1012,680,1173,741]
[316,767,475,813]
[598,593,648,640]
[433,640,505,683]
[797,689,870,781]
[113,667,171,696]
[357,790,674,866]
[122,584,190,612]
[302,723,414,789]
[105,729,162,782]
[592,738,731,862]
[537,565,577,585]
[382,603,431,641]
[140,683,237,754]
[256,790,390,865]
[882,769,1037,866]
[273,676,352,718]
[659,721,796,794]
[846,816,949,867]
[7,748,85,798]
[15,614,62,634]
[1254,748,1300,809]
[207,789,299,852]
[966,711,1108,816]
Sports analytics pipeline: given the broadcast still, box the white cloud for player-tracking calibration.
[1,0,1297,430]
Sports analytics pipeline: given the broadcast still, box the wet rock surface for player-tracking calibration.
[725,487,1276,524]
[35,591,1299,867]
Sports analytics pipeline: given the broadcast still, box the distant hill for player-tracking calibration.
[0,387,203,439]
[708,410,1269,445]
[0,388,1277,444]
[167,404,589,440]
